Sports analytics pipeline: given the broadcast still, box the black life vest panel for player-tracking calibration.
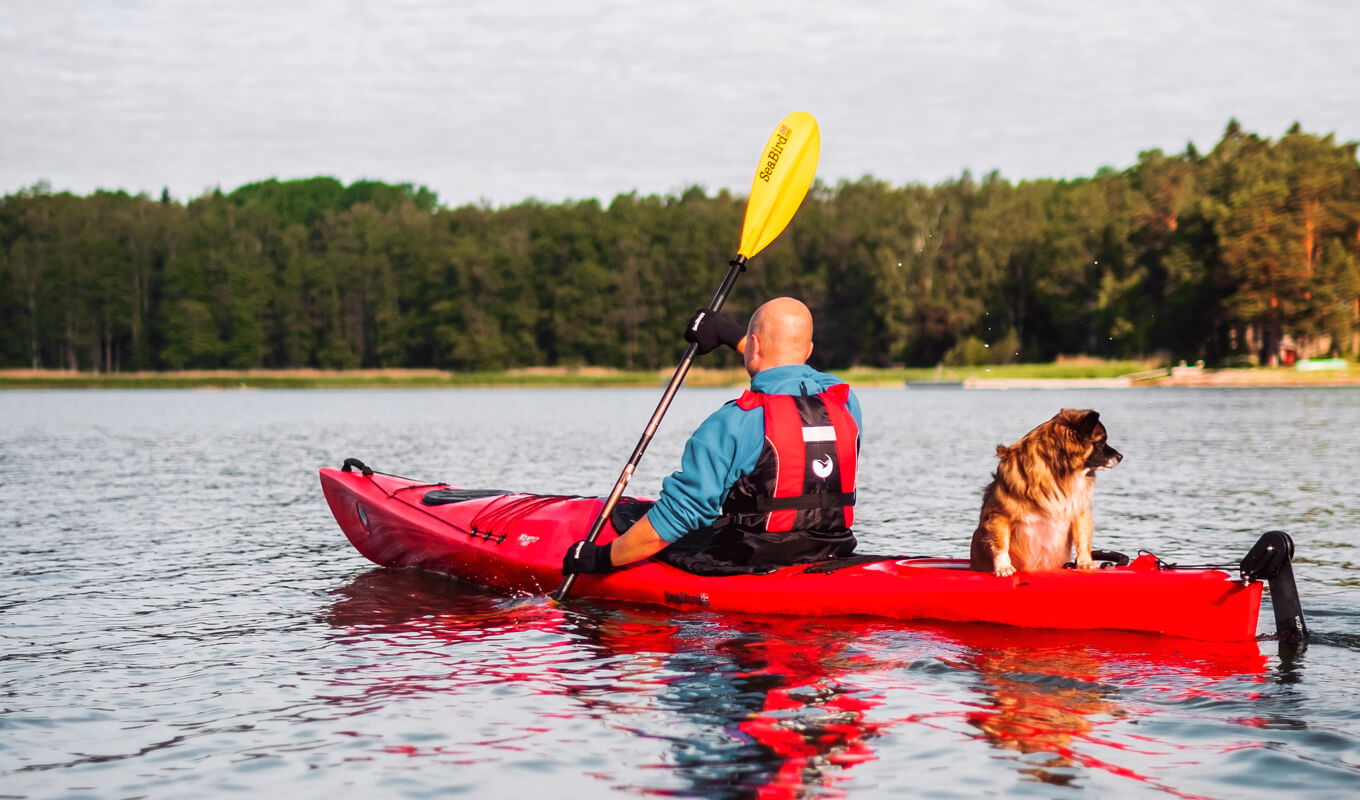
[710,383,859,566]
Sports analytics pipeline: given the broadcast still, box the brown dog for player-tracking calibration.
[969,409,1122,577]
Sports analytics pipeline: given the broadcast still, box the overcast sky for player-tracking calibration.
[3,0,1358,207]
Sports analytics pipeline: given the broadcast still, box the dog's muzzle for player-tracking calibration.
[1086,446,1123,474]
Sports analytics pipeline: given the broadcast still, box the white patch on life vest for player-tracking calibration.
[812,454,834,479]
[802,425,836,442]
[518,534,539,546]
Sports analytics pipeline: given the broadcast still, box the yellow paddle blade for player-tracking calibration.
[737,111,821,260]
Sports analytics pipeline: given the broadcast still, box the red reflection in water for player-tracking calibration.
[735,673,883,799]
[325,569,1268,797]
[594,613,890,799]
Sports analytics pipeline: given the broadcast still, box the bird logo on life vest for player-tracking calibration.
[812,454,834,479]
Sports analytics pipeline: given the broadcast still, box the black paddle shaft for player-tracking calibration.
[553,255,748,601]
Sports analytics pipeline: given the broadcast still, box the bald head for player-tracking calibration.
[744,297,814,374]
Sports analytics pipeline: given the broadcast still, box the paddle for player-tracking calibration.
[553,111,821,602]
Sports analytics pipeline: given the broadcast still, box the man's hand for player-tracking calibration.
[562,540,614,574]
[684,309,745,355]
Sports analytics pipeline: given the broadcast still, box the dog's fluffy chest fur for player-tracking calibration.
[1008,476,1094,567]
[1018,474,1095,525]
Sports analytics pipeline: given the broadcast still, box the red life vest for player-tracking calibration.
[721,382,859,537]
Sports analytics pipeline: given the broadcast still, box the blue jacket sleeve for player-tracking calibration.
[646,403,759,543]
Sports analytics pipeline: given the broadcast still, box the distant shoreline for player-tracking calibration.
[2,363,1356,390]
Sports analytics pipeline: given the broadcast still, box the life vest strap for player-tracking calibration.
[723,490,856,513]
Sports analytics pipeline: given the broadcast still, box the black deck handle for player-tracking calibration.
[341,458,374,477]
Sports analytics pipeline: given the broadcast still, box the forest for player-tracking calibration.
[2,120,1358,373]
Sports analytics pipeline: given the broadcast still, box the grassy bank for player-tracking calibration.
[2,360,1355,389]
[0,366,741,390]
[0,362,1150,390]
[844,360,1157,386]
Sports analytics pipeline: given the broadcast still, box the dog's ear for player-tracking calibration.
[1055,408,1101,437]
[1071,409,1101,438]
[995,444,1010,459]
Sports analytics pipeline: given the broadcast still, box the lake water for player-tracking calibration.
[2,387,1358,798]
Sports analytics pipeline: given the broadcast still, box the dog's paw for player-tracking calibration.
[992,556,1016,578]
[1074,556,1097,570]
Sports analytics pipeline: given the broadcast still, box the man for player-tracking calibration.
[562,297,862,574]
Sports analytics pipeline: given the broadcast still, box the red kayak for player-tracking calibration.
[319,462,1282,642]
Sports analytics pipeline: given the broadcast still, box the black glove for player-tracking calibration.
[563,540,614,574]
[684,309,746,355]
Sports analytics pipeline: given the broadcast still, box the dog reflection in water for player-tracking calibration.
[963,645,1115,784]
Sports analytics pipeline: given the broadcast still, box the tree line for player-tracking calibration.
[2,120,1358,373]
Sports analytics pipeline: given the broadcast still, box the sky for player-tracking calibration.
[3,0,1359,208]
